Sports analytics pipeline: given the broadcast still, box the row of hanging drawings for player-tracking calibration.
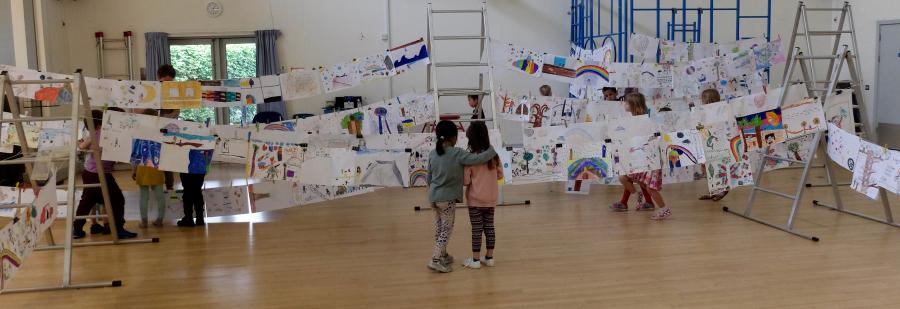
[0,37,430,109]
[494,36,784,100]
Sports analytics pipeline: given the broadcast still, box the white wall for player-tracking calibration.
[829,0,900,137]
[37,0,851,117]
[41,0,569,117]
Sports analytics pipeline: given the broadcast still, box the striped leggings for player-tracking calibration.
[468,207,495,253]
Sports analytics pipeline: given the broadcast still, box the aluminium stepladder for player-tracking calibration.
[415,0,529,211]
[779,1,897,228]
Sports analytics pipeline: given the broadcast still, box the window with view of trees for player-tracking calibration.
[169,37,257,125]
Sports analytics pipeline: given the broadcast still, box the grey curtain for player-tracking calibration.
[255,29,287,117]
[144,32,170,81]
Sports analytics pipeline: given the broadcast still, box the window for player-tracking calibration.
[169,37,257,125]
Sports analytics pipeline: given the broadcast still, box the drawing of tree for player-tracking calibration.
[812,117,821,128]
[750,114,764,148]
[788,142,801,160]
[523,152,534,174]
[736,118,752,151]
[800,120,808,133]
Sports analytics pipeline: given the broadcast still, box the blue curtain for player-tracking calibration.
[255,29,287,117]
[144,32,170,81]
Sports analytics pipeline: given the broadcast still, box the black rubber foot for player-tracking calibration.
[811,237,820,242]
[805,183,812,187]
[525,200,531,205]
[152,237,160,243]
[812,200,820,205]
[112,280,122,287]
[722,206,729,212]
[414,206,421,211]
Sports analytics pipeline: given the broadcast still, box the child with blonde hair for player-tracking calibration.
[609,93,670,220]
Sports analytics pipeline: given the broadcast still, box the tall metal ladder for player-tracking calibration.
[95,31,135,80]
[426,0,497,127]
[780,1,871,139]
[418,0,529,210]
[0,71,156,293]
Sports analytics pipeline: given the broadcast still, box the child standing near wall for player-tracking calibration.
[133,111,167,228]
[461,122,502,269]
[426,120,497,273]
[609,93,671,220]
[696,88,729,201]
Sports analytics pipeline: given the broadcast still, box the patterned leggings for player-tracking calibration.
[432,202,456,261]
[468,207,495,253]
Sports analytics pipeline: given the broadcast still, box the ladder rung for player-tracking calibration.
[0,201,69,209]
[763,155,806,165]
[435,62,488,68]
[796,55,839,60]
[103,47,127,51]
[434,35,485,40]
[804,8,845,12]
[0,157,70,165]
[798,31,852,36]
[431,9,483,14]
[103,74,131,78]
[1,116,74,123]
[102,39,125,43]
[807,88,829,92]
[10,79,73,85]
[438,89,491,96]
[754,187,796,200]
[75,214,109,220]
[77,183,102,189]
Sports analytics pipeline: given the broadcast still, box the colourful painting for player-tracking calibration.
[130,139,162,168]
[387,38,430,74]
[735,107,785,151]
[541,53,578,83]
[661,129,706,174]
[321,61,362,94]
[498,92,531,122]
[503,42,544,77]
[507,145,566,184]
[161,81,202,109]
[202,186,250,218]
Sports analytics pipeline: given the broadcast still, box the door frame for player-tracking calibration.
[874,19,900,132]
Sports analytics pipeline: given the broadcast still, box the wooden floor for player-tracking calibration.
[3,166,900,308]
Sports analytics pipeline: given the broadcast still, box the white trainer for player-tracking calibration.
[482,257,495,267]
[462,258,482,269]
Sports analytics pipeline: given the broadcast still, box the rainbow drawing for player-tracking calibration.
[575,65,609,81]
[666,145,700,168]
[729,136,744,161]
[513,57,540,74]
[1,248,22,268]
[567,158,609,180]
[409,169,429,187]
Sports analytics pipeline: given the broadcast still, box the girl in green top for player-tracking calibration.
[426,120,497,273]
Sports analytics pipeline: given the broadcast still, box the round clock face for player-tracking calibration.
[206,1,223,18]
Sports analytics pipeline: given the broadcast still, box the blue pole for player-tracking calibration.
[618,0,623,60]
[766,0,772,41]
[655,0,661,39]
[682,0,687,42]
[697,9,703,43]
[629,0,634,62]
[709,0,714,42]
[736,0,741,41]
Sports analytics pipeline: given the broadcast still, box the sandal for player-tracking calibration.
[650,207,671,220]
[609,202,628,212]
[711,190,730,201]
[698,194,715,200]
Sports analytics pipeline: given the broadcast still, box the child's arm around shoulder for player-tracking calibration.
[464,165,473,186]
[454,147,497,166]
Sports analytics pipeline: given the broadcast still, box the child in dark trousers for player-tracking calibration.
[426,120,497,273]
[73,108,137,239]
[461,122,503,269]
[177,172,206,227]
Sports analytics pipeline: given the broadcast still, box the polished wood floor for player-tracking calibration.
[2,166,900,308]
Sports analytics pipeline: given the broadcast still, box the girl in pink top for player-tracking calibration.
[462,122,503,269]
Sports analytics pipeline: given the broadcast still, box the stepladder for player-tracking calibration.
[415,0,529,211]
[0,70,157,294]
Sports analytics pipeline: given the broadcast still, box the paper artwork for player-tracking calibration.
[628,33,659,61]
[735,107,786,151]
[781,98,826,139]
[321,61,362,93]
[541,53,578,83]
[161,81,202,109]
[826,123,860,171]
[387,38,430,74]
[503,43,544,77]
[823,91,855,133]
[280,69,323,100]
[507,145,566,184]
[661,129,706,174]
[498,92,531,122]
[850,140,889,199]
[202,186,250,218]
[358,53,396,83]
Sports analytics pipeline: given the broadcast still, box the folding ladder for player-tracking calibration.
[425,0,497,129]
[95,31,135,80]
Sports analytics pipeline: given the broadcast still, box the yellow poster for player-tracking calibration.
[161,81,202,109]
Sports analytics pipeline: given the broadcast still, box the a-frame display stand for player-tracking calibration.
[0,71,157,293]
